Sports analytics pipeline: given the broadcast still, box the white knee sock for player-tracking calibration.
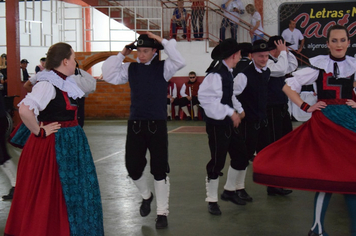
[235,168,247,190]
[154,177,170,216]
[224,166,238,191]
[174,106,179,116]
[181,106,190,116]
[206,177,219,202]
[167,105,171,117]
[224,166,247,191]
[133,175,151,200]
[193,105,199,117]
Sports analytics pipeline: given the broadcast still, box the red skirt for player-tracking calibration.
[4,134,70,236]
[253,111,356,194]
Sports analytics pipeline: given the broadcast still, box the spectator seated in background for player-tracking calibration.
[179,71,201,121]
[171,0,187,40]
[167,81,180,120]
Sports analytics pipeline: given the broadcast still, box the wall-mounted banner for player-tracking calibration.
[278,1,356,60]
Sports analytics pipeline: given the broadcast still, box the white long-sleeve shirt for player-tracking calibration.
[101,39,185,85]
[267,51,298,77]
[286,55,356,93]
[198,61,243,120]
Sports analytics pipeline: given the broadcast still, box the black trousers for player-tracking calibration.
[179,96,199,107]
[125,120,169,181]
[167,97,179,106]
[206,123,248,180]
[267,104,293,143]
[239,118,271,160]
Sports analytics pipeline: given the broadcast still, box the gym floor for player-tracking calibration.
[0,120,350,236]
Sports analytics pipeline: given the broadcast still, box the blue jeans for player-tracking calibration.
[219,18,238,41]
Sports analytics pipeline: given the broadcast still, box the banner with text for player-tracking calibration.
[278,1,356,60]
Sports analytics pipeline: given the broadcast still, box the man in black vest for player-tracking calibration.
[101,32,185,229]
[235,39,294,196]
[260,35,297,196]
[234,39,272,196]
[199,38,248,215]
[265,36,297,148]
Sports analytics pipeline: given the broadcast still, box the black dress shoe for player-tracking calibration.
[175,116,180,120]
[167,116,171,121]
[208,202,221,215]
[193,117,199,121]
[308,230,323,236]
[236,189,253,202]
[140,193,153,217]
[221,190,246,205]
[267,187,293,196]
[155,215,168,229]
[2,187,15,200]
[185,116,192,121]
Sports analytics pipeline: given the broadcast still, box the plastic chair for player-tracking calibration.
[170,13,191,41]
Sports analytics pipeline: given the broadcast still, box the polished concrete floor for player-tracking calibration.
[0,120,351,236]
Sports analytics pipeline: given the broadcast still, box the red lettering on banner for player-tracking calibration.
[304,22,322,38]
[295,13,309,28]
[347,22,356,37]
[337,14,350,25]
[294,13,353,39]
[322,22,335,37]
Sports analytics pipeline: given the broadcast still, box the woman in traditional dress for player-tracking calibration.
[253,24,356,236]
[4,42,104,236]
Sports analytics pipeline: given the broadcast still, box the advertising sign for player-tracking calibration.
[278,1,356,60]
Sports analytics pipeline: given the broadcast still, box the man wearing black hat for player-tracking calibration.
[20,59,30,82]
[260,36,297,196]
[265,36,297,144]
[233,42,252,77]
[233,39,272,196]
[198,38,248,215]
[101,32,185,229]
